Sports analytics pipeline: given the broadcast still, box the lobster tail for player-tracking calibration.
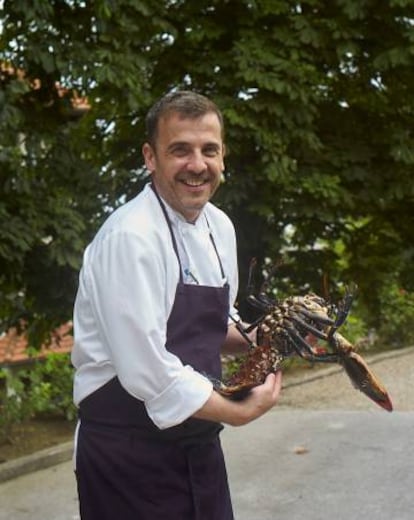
[340,350,393,411]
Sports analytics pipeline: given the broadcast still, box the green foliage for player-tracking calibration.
[0,353,76,443]
[0,368,32,442]
[25,352,76,420]
[375,282,414,349]
[338,304,371,348]
[1,0,414,346]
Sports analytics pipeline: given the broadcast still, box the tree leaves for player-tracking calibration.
[1,0,414,341]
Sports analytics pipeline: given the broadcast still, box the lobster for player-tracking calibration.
[215,280,393,412]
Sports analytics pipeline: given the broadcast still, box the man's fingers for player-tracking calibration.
[264,370,282,399]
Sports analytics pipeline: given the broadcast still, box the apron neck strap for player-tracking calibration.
[204,216,226,281]
[151,183,184,283]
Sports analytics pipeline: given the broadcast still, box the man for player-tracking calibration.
[72,90,282,520]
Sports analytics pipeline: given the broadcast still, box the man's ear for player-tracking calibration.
[142,142,156,172]
[221,143,226,171]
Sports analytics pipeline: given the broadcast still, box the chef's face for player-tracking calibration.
[142,111,225,223]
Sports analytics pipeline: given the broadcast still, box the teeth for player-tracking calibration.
[184,179,205,186]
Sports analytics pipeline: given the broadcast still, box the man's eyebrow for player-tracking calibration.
[204,142,221,149]
[167,141,189,151]
[167,141,221,151]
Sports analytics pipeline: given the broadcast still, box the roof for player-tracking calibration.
[0,322,73,367]
[1,62,91,119]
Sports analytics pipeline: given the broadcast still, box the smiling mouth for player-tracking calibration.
[180,178,208,187]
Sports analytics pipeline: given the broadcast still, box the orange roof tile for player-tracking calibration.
[0,322,73,367]
[1,62,91,118]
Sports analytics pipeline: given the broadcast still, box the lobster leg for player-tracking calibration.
[282,320,340,363]
[247,294,276,311]
[291,307,335,326]
[328,292,354,341]
[243,315,268,335]
[287,312,334,341]
[228,314,257,350]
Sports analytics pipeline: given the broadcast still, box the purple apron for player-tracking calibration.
[75,186,234,520]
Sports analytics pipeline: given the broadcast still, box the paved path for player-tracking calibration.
[225,410,414,520]
[1,347,413,519]
[1,409,413,520]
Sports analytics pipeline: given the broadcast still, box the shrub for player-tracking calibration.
[0,369,33,443]
[375,283,414,350]
[0,352,76,444]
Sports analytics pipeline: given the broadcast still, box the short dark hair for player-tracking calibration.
[145,90,224,148]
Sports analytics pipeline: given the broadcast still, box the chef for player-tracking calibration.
[72,90,282,520]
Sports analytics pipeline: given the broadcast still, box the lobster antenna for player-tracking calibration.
[322,272,330,300]
[246,257,258,295]
[259,257,284,295]
[228,314,256,349]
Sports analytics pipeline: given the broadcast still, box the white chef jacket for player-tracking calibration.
[72,183,239,429]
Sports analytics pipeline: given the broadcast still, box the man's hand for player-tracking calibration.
[194,370,282,427]
[241,371,283,423]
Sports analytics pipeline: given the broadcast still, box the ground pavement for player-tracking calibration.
[1,347,413,520]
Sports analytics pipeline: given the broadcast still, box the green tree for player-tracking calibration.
[1,0,414,342]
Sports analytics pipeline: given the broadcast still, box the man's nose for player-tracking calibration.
[186,151,207,173]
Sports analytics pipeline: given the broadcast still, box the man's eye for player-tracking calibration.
[203,147,220,157]
[171,146,189,156]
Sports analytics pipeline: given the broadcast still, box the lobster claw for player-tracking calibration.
[340,350,393,412]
